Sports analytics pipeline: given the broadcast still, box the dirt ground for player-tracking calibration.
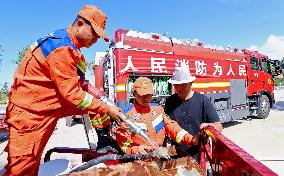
[0,88,283,175]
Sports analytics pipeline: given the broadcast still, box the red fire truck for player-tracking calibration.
[94,29,282,122]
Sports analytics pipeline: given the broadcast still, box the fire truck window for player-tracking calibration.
[250,57,259,70]
[261,59,270,73]
[270,61,277,75]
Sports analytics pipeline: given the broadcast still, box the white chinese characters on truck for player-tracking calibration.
[94,29,282,122]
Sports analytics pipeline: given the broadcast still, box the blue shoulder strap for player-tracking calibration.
[150,103,159,107]
[36,29,78,58]
[123,104,134,114]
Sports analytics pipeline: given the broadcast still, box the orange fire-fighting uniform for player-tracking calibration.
[4,28,109,175]
[116,101,193,154]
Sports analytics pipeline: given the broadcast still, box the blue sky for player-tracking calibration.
[1,0,284,86]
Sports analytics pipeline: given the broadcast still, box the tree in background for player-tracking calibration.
[87,60,95,73]
[13,46,28,65]
[281,57,284,71]
[0,82,9,104]
[0,46,29,104]
[0,44,4,70]
[0,45,7,104]
[274,57,284,86]
[0,44,3,54]
[0,45,3,56]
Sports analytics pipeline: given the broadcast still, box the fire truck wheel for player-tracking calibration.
[258,95,270,119]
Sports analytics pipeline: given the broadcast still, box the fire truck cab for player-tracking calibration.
[94,29,282,122]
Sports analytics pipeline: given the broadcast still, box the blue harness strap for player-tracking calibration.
[123,104,134,114]
[36,29,78,57]
[34,29,86,82]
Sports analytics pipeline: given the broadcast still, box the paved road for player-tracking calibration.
[222,88,284,175]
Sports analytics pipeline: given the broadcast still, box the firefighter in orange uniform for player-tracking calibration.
[116,77,198,154]
[4,5,122,176]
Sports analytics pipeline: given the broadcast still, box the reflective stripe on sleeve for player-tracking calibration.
[76,92,93,110]
[121,139,132,153]
[152,114,164,133]
[91,114,110,126]
[176,129,188,143]
[76,59,87,74]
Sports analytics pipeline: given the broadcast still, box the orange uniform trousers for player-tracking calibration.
[4,103,86,176]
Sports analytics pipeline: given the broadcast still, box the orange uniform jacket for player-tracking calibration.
[9,28,109,117]
[116,102,193,154]
[6,28,110,160]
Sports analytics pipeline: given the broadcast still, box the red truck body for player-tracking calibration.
[96,29,281,122]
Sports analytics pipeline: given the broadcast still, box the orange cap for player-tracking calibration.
[78,5,109,42]
[133,77,154,96]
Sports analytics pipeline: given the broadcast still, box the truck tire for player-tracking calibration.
[258,95,270,119]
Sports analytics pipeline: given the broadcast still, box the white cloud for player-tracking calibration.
[247,45,258,51]
[248,34,284,60]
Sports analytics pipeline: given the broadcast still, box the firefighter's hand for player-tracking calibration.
[200,123,212,130]
[107,106,122,123]
[200,122,223,132]
[191,134,199,146]
[119,122,129,129]
[133,145,153,154]
[184,133,199,146]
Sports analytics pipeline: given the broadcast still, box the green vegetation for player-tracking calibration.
[13,46,29,65]
[0,46,29,104]
[0,82,9,104]
[274,58,284,86]
[0,45,7,104]
[87,60,95,73]
[274,77,284,86]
